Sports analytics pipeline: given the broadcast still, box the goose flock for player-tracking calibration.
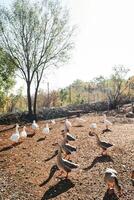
[4,114,133,197]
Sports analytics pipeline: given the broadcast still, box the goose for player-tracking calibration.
[42,123,50,134]
[53,131,76,147]
[32,120,39,133]
[56,144,79,178]
[131,170,134,186]
[20,126,27,138]
[64,119,72,132]
[10,124,20,144]
[75,117,86,126]
[103,114,112,131]
[50,119,56,125]
[89,123,97,135]
[104,168,122,196]
[93,133,113,155]
[61,131,76,142]
[61,137,77,159]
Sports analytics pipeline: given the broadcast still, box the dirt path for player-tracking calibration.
[0,114,133,200]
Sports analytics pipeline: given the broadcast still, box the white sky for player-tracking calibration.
[1,0,134,92]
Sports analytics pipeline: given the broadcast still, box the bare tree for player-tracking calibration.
[107,65,129,108]
[0,0,75,116]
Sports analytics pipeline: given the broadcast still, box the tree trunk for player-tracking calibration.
[33,83,39,115]
[27,82,33,116]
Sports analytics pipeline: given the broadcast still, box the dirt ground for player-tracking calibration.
[0,113,133,200]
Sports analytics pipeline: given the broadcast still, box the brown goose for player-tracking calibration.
[131,170,134,186]
[61,136,77,159]
[56,144,79,178]
[104,168,122,196]
[61,131,76,142]
[93,133,113,155]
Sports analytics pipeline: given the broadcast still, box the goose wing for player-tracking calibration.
[63,144,77,153]
[105,168,117,174]
[100,141,113,149]
[66,133,76,141]
[62,158,79,169]
[10,133,20,142]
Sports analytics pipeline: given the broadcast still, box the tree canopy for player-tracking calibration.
[0,0,75,116]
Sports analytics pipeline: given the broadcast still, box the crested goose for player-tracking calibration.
[56,144,79,178]
[20,126,27,138]
[104,168,122,196]
[10,124,20,144]
[93,133,113,155]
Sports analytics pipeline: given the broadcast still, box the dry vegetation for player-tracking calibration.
[0,114,134,200]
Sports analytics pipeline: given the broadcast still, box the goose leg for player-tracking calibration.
[57,170,64,177]
[106,124,109,130]
[101,149,107,155]
[64,154,70,160]
[65,172,68,179]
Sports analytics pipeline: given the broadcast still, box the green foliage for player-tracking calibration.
[0,48,16,110]
[58,66,130,106]
[59,88,68,104]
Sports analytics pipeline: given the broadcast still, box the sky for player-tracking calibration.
[1,0,134,92]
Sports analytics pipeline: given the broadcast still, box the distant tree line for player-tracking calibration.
[0,65,134,114]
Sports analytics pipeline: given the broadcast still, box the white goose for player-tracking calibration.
[50,119,56,125]
[42,123,50,134]
[10,124,20,143]
[103,114,112,130]
[89,123,97,135]
[75,117,86,126]
[32,120,39,133]
[64,119,72,132]
[20,126,27,138]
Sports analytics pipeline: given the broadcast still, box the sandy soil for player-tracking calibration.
[0,114,133,200]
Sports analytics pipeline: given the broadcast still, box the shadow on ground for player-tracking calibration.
[44,150,58,162]
[37,137,46,142]
[41,178,75,199]
[102,128,112,134]
[103,189,119,200]
[0,141,23,152]
[83,155,114,171]
[39,164,59,187]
